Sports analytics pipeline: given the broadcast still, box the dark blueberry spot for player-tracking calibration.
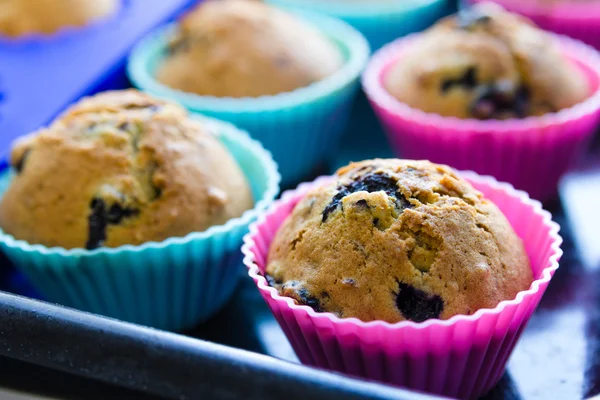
[86,198,139,250]
[441,80,454,93]
[470,85,531,120]
[463,67,477,87]
[106,203,138,224]
[298,288,324,313]
[265,274,281,287]
[86,198,108,250]
[322,173,412,222]
[169,38,192,54]
[355,199,369,209]
[441,67,478,93]
[118,122,132,131]
[14,149,31,174]
[373,218,380,227]
[395,281,444,322]
[321,291,330,299]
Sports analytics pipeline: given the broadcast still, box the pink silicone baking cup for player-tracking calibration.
[470,0,600,50]
[243,173,562,399]
[362,34,600,201]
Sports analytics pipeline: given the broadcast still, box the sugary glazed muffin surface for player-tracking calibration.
[267,159,532,323]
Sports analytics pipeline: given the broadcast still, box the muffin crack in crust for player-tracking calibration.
[267,159,532,323]
[0,90,254,249]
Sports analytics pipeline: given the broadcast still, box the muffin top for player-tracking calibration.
[384,3,588,119]
[0,0,118,37]
[266,159,532,323]
[156,0,343,98]
[0,90,253,250]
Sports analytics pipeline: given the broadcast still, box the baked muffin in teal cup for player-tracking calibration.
[0,89,280,331]
[264,0,453,50]
[128,0,370,186]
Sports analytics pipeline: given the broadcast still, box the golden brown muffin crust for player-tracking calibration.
[157,0,343,97]
[0,0,118,37]
[0,90,253,249]
[267,159,532,323]
[384,3,588,119]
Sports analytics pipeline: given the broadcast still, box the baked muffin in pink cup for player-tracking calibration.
[362,3,600,201]
[243,159,562,399]
[470,0,600,50]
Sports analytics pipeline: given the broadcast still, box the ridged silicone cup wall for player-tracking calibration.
[0,116,281,331]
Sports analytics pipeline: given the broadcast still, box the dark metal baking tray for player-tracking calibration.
[0,43,599,400]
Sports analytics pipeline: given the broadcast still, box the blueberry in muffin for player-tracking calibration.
[266,159,532,323]
[384,3,588,119]
[0,90,253,249]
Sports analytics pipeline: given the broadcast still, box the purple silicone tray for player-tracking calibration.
[0,0,197,153]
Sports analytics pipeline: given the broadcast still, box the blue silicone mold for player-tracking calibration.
[0,0,197,154]
[0,116,280,331]
[265,0,453,50]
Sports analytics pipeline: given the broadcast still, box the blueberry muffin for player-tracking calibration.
[384,3,588,119]
[0,0,118,37]
[156,0,343,97]
[266,159,532,323]
[0,89,253,250]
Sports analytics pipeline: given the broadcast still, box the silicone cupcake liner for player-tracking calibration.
[470,0,600,50]
[362,34,600,201]
[127,12,370,187]
[0,116,280,332]
[243,173,562,399]
[265,0,452,50]
[0,0,195,153]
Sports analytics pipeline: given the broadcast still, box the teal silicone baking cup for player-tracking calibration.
[0,116,280,332]
[265,0,452,50]
[127,11,370,187]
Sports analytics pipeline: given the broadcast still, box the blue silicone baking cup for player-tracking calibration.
[127,11,370,187]
[265,0,453,50]
[0,116,280,332]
